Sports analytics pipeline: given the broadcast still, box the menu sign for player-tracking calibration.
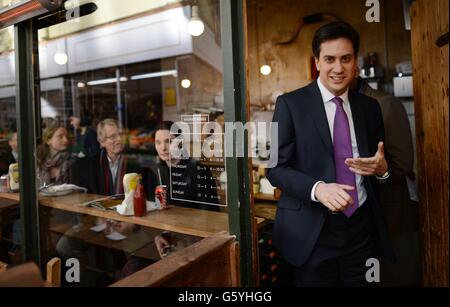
[169,115,227,208]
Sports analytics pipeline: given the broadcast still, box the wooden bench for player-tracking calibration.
[110,233,239,287]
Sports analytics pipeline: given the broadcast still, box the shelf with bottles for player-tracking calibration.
[258,221,284,287]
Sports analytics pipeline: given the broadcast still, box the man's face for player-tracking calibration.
[315,38,357,96]
[100,124,125,157]
[8,132,18,153]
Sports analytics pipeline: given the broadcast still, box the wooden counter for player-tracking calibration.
[0,192,264,238]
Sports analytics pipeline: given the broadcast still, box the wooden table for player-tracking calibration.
[49,220,161,261]
[0,192,264,238]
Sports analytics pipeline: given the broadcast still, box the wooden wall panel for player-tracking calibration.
[410,0,449,287]
[246,0,411,107]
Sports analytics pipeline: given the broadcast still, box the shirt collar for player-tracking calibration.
[107,154,121,165]
[317,77,349,105]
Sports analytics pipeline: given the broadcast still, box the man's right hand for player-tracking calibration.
[314,183,355,212]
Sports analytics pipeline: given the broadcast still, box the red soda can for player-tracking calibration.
[155,185,168,209]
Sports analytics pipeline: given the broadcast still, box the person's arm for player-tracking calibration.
[70,156,98,193]
[345,100,390,181]
[378,96,414,180]
[142,166,157,201]
[266,96,318,202]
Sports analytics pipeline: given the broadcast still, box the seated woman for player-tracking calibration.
[145,122,221,258]
[144,121,220,210]
[9,125,74,263]
[37,125,74,185]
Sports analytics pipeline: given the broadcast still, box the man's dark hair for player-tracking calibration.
[312,21,360,58]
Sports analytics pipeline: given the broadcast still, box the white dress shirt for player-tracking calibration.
[107,154,121,190]
[310,78,367,207]
[12,151,18,162]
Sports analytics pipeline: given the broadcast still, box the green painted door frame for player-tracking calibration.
[221,0,254,286]
[14,19,41,267]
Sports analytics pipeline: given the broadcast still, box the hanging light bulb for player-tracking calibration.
[260,65,272,76]
[181,79,191,88]
[188,5,204,37]
[54,51,68,65]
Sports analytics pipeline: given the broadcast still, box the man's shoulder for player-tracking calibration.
[278,81,318,105]
[351,89,380,110]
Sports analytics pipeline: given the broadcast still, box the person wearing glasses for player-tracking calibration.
[61,118,148,284]
[73,118,143,196]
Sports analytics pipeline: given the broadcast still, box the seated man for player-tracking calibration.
[73,118,143,196]
[58,119,151,284]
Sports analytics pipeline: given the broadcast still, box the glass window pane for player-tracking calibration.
[35,0,229,286]
[0,25,20,267]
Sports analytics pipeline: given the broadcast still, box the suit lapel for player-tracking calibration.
[306,81,333,154]
[349,91,369,158]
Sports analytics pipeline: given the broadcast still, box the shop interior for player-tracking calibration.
[0,0,448,287]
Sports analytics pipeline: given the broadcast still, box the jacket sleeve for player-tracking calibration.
[371,99,392,184]
[378,96,414,180]
[266,96,317,202]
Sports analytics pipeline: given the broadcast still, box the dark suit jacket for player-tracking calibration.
[0,150,15,175]
[266,80,395,267]
[359,80,419,286]
[72,149,143,196]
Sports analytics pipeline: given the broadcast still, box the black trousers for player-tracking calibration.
[294,202,377,287]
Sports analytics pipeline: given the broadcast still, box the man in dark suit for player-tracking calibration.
[353,77,420,286]
[267,21,395,287]
[60,119,150,284]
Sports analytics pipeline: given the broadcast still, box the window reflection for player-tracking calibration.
[31,1,227,286]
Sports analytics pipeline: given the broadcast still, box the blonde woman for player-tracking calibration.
[37,125,74,185]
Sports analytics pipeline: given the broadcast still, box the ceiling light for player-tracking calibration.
[130,69,177,81]
[260,65,272,76]
[181,79,191,89]
[188,5,204,37]
[77,81,85,88]
[53,51,68,65]
[87,76,128,86]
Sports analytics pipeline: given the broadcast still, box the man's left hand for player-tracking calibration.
[345,142,388,176]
